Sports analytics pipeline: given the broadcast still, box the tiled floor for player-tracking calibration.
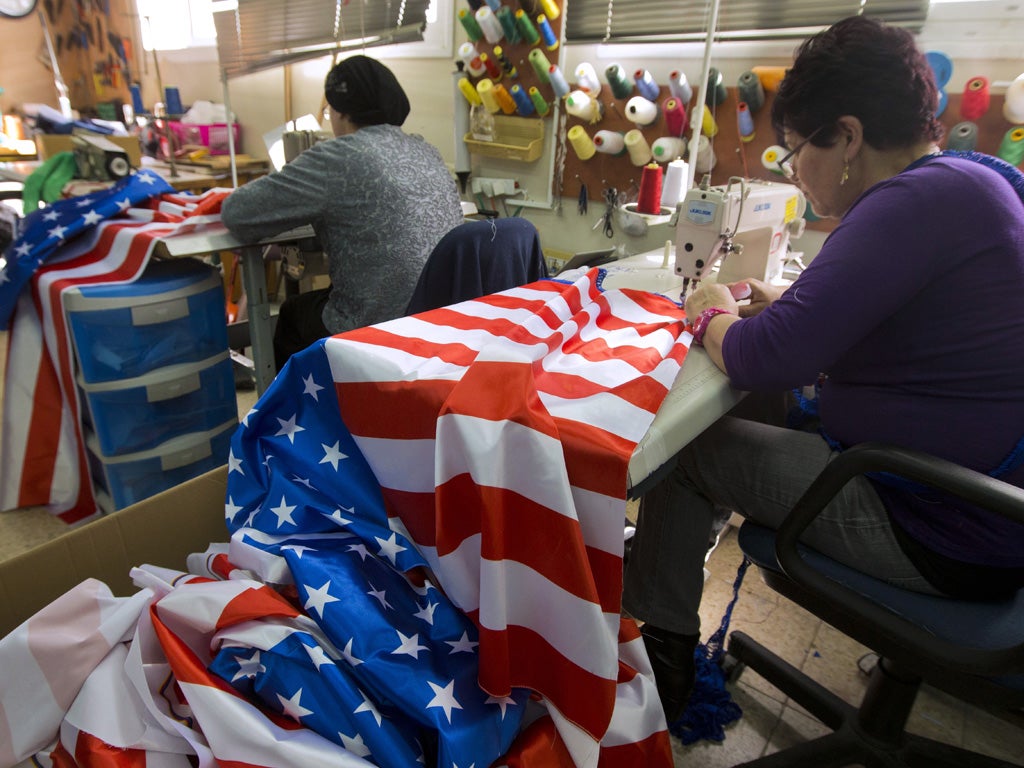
[1,327,1022,765]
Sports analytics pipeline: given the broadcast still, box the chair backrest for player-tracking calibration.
[404,217,549,315]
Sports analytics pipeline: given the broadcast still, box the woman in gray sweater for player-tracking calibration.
[222,55,464,369]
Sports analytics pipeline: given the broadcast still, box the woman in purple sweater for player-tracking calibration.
[623,15,1024,722]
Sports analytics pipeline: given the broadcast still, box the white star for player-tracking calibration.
[82,209,103,225]
[485,694,518,719]
[0,270,9,286]
[376,532,407,564]
[339,732,371,757]
[14,242,30,257]
[413,601,438,625]
[392,630,429,659]
[47,225,67,241]
[277,688,314,721]
[274,414,306,443]
[341,638,364,666]
[244,506,260,527]
[281,543,314,558]
[138,172,157,184]
[304,643,334,670]
[425,679,463,724]
[269,496,297,528]
[224,496,243,520]
[42,209,59,221]
[354,690,383,726]
[446,631,479,654]
[303,580,339,618]
[242,406,258,427]
[320,441,347,470]
[331,505,354,525]
[366,583,391,610]
[76,196,95,207]
[116,197,132,212]
[302,373,324,401]
[347,542,370,560]
[227,449,244,475]
[231,650,265,681]
[291,474,315,490]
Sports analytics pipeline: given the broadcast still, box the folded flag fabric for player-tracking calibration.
[0,174,231,523]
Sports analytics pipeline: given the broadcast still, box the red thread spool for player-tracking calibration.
[960,76,990,120]
[663,97,688,137]
[636,162,664,215]
[481,53,503,81]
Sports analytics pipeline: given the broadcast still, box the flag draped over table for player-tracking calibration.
[224,271,692,766]
[0,172,231,523]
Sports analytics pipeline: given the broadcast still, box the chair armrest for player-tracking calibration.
[775,442,1024,675]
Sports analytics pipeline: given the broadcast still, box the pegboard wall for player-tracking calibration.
[558,70,1021,230]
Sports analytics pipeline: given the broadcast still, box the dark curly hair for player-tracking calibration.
[771,16,945,151]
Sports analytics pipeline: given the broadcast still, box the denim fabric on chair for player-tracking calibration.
[727,443,1024,768]
[405,217,549,315]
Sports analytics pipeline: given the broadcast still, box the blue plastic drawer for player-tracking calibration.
[79,352,237,457]
[65,258,227,384]
[87,419,236,511]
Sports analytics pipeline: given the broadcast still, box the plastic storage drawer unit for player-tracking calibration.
[79,351,237,456]
[64,258,228,384]
[87,419,237,511]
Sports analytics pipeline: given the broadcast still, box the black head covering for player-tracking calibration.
[324,55,411,127]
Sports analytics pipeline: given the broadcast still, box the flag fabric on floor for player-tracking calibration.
[0,173,231,523]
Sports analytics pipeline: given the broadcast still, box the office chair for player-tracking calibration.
[405,217,549,315]
[726,442,1024,768]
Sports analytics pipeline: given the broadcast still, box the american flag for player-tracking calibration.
[0,173,231,523]
[0,271,690,766]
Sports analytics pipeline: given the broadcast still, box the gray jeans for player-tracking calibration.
[622,397,937,636]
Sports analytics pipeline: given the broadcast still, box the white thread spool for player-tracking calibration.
[624,129,653,166]
[575,62,602,96]
[457,41,477,70]
[651,136,687,162]
[695,134,717,173]
[669,70,693,104]
[760,145,786,174]
[593,130,626,154]
[625,96,659,127]
[1004,72,1024,123]
[565,89,601,121]
[476,6,503,44]
[661,159,689,209]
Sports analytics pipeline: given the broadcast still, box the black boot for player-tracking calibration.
[640,623,699,722]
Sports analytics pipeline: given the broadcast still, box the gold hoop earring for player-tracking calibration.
[840,159,849,186]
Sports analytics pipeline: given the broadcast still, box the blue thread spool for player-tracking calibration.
[484,0,501,10]
[164,87,183,116]
[130,84,145,114]
[737,102,755,142]
[510,84,535,116]
[634,69,660,102]
[537,14,558,50]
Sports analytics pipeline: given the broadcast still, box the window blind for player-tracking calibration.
[212,0,431,79]
[565,0,930,44]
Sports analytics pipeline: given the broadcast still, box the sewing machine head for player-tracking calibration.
[672,177,806,291]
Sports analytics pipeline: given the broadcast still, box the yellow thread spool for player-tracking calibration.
[492,83,518,115]
[624,129,653,166]
[476,78,501,113]
[458,77,482,107]
[567,125,596,160]
[701,104,719,137]
[539,0,560,20]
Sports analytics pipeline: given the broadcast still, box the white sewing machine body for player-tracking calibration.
[673,178,807,287]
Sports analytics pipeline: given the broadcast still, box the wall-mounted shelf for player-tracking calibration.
[464,114,545,162]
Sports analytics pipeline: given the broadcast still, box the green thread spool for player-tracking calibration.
[495,6,521,44]
[515,9,541,45]
[705,67,727,106]
[997,126,1024,166]
[458,9,483,42]
[605,64,633,100]
[529,49,551,84]
[529,86,550,116]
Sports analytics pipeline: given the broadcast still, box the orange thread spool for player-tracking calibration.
[960,76,991,121]
[636,162,663,215]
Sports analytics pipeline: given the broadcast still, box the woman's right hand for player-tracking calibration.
[730,278,785,317]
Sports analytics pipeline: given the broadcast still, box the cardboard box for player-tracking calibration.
[34,132,143,168]
[0,465,229,638]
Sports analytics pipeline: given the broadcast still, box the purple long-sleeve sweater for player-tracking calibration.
[722,155,1024,568]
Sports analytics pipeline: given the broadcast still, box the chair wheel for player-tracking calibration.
[720,652,746,683]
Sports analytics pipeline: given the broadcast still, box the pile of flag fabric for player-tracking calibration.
[2,178,698,765]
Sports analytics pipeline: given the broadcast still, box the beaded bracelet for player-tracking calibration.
[690,307,734,347]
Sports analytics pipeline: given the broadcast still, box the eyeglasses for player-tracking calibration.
[777,125,826,179]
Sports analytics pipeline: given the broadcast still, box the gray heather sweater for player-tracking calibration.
[221,124,463,333]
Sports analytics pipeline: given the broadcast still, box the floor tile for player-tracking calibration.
[672,681,781,767]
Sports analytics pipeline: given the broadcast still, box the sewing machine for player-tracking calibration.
[672,177,807,291]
